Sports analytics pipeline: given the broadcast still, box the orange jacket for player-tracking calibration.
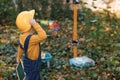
[17,23,47,61]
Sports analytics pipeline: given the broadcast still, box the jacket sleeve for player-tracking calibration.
[17,46,24,62]
[30,23,47,44]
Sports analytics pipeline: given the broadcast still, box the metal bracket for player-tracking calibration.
[71,40,79,46]
[66,0,70,3]
[73,0,79,4]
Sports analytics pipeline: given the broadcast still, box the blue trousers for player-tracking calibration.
[23,56,41,80]
[25,71,41,80]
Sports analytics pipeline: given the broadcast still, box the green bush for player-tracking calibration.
[0,0,16,24]
[78,8,120,58]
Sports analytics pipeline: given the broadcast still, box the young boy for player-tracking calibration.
[16,10,47,80]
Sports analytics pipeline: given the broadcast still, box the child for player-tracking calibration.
[16,10,47,80]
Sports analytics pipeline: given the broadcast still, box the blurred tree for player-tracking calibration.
[0,0,15,25]
[0,0,73,23]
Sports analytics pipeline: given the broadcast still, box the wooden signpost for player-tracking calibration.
[73,0,79,57]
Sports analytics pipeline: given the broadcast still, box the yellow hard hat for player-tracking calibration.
[16,10,35,32]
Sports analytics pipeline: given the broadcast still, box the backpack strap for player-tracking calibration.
[24,35,32,56]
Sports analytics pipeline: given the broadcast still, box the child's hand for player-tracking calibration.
[17,59,20,63]
[30,19,37,25]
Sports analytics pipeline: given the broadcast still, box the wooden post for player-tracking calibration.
[73,4,77,57]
